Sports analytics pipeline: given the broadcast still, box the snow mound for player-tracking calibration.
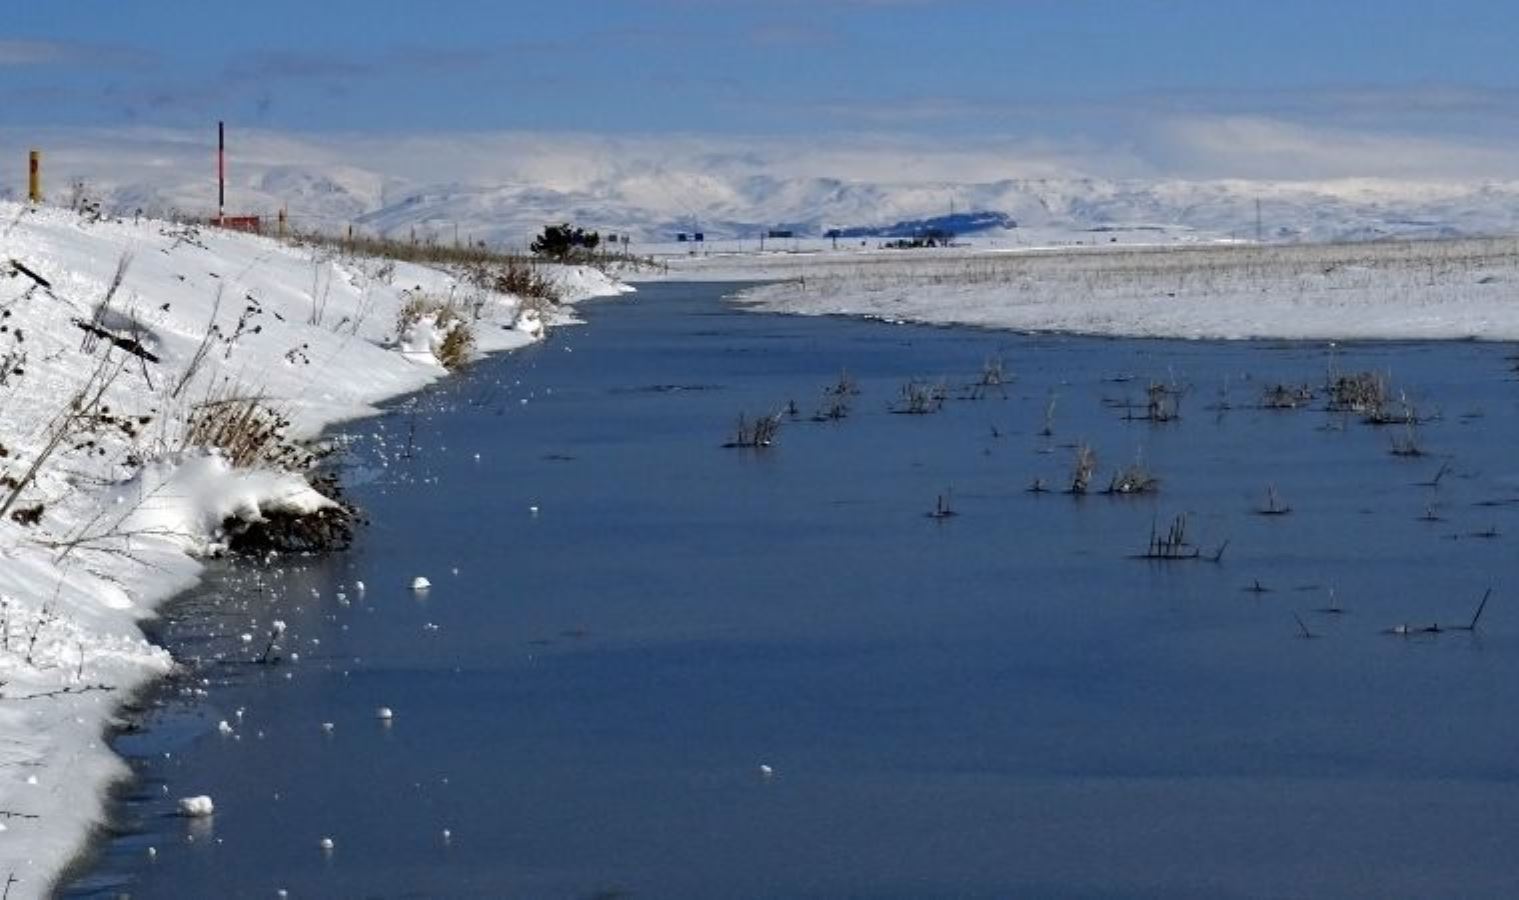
[177,796,214,818]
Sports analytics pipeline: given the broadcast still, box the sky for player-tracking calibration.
[4,1,1519,183]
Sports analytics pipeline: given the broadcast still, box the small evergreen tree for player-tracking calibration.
[531,223,601,260]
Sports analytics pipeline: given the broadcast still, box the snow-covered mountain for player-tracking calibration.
[6,130,1517,246]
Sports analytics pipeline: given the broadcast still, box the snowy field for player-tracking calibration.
[661,237,1519,341]
[0,201,626,897]
[634,222,1225,261]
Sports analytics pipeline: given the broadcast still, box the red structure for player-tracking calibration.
[213,215,262,234]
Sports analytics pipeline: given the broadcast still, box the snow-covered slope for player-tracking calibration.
[0,201,626,898]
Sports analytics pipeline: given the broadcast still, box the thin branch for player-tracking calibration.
[3,683,114,701]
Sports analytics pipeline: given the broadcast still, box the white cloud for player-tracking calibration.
[0,39,75,66]
[0,38,152,68]
[1145,114,1519,181]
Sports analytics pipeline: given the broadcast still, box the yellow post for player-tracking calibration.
[277,207,287,239]
[27,150,41,203]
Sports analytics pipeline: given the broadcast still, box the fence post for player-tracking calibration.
[27,150,41,203]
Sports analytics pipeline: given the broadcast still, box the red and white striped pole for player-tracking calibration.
[217,120,225,224]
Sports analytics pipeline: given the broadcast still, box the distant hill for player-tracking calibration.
[833,211,1016,238]
[11,131,1519,248]
[68,172,1519,249]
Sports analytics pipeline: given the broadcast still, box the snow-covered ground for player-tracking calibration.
[0,201,627,897]
[661,237,1519,341]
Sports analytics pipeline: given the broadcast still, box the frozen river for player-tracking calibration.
[68,281,1519,898]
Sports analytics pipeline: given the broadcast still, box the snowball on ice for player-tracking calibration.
[178,795,215,817]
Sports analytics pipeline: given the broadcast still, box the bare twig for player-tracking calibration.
[4,683,114,701]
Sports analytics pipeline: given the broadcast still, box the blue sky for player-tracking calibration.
[6,1,1517,135]
[4,1,1518,181]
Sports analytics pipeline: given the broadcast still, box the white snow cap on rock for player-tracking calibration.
[411,576,431,591]
[108,450,336,557]
[514,308,545,339]
[178,795,215,817]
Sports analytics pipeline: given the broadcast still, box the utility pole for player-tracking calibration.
[218,121,226,224]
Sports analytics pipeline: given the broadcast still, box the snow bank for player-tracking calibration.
[661,238,1519,341]
[547,264,635,304]
[0,201,624,897]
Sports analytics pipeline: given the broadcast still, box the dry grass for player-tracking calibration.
[484,257,561,305]
[894,379,947,414]
[1328,371,1387,414]
[1069,443,1097,494]
[394,294,476,370]
[724,412,782,448]
[286,227,652,281]
[183,393,316,471]
[1107,462,1160,495]
[436,321,476,370]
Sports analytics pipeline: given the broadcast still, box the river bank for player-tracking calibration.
[0,202,627,898]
